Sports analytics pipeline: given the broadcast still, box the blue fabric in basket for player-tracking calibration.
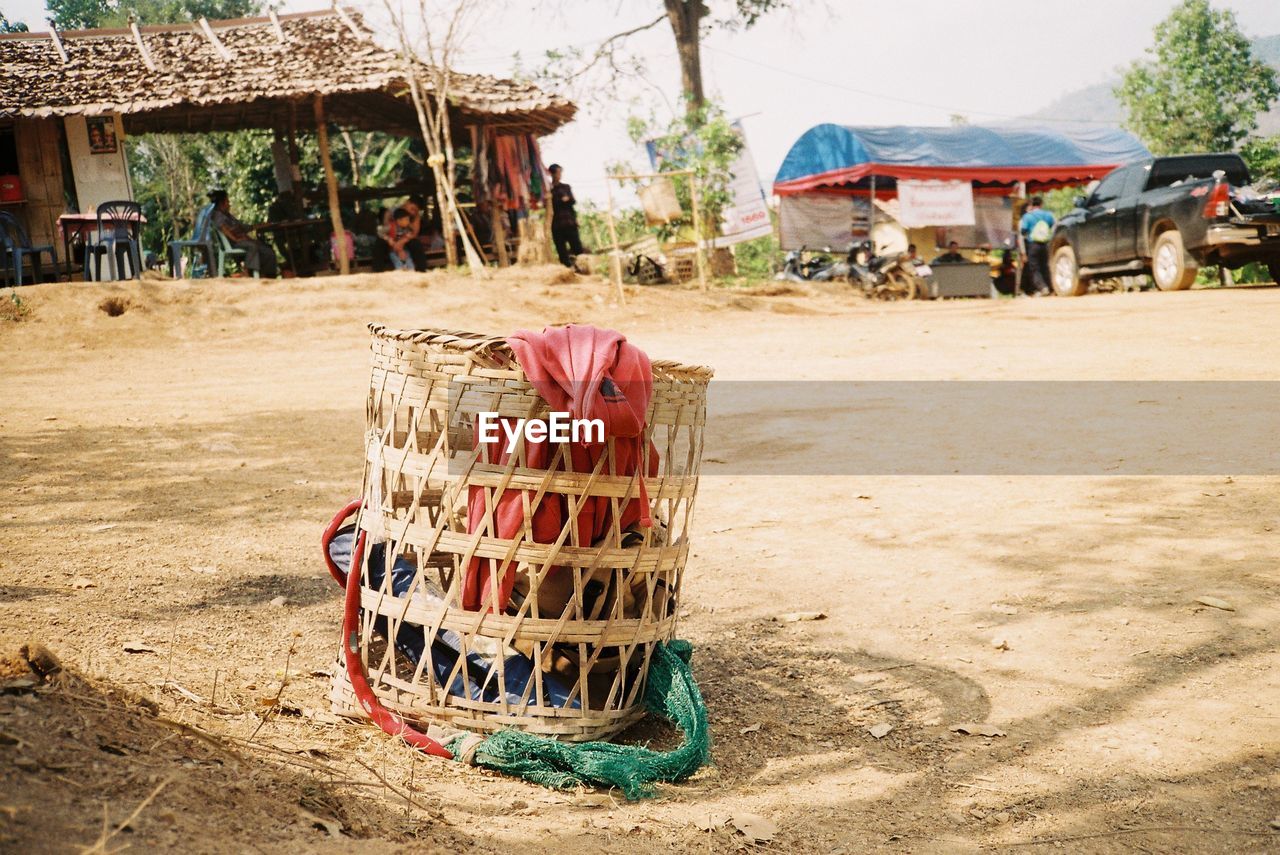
[329,529,579,710]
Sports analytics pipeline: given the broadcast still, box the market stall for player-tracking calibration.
[771,124,1151,295]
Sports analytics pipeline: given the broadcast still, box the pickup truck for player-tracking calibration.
[1050,153,1280,295]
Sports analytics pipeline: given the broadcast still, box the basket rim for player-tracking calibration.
[368,323,715,382]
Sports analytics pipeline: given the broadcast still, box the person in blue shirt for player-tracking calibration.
[1019,196,1056,295]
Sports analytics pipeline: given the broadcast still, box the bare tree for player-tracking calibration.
[382,0,487,274]
[147,134,200,246]
[537,1,795,116]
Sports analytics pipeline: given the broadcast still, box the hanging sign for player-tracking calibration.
[715,121,772,246]
[896,179,975,227]
[645,120,772,247]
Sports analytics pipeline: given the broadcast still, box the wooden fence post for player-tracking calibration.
[313,94,348,275]
[603,175,626,305]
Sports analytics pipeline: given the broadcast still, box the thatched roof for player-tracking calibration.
[0,8,575,135]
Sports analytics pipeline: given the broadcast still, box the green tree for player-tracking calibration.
[47,0,262,30]
[1116,0,1279,155]
[1241,135,1280,184]
[626,102,744,243]
[0,12,29,32]
[46,0,109,30]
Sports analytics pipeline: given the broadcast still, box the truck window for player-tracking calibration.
[1089,168,1129,206]
[1146,155,1250,190]
[1122,166,1150,199]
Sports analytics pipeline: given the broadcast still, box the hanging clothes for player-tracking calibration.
[486,132,550,214]
[462,325,658,613]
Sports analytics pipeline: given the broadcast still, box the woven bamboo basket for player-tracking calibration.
[331,325,712,741]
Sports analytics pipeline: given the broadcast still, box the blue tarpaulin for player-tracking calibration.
[774,124,1151,195]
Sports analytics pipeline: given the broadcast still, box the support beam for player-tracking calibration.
[268,9,285,43]
[270,128,293,193]
[689,173,708,292]
[603,174,625,305]
[129,20,156,71]
[492,204,509,267]
[460,210,489,266]
[47,26,68,63]
[314,95,349,275]
[197,17,233,62]
[332,4,363,37]
[287,101,300,166]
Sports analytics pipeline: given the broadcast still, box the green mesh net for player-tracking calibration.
[447,640,710,800]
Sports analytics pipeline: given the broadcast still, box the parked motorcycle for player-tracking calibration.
[847,241,924,300]
[776,247,807,282]
[776,246,848,282]
[777,243,925,299]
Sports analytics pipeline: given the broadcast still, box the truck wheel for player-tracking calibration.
[1151,230,1198,291]
[1268,260,1280,286]
[1051,244,1088,296]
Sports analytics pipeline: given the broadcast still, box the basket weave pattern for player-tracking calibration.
[332,325,712,741]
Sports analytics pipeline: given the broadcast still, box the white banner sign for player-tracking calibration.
[715,121,773,247]
[896,179,975,228]
[644,120,772,246]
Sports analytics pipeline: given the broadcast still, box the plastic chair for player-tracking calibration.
[213,227,254,279]
[0,211,55,286]
[85,200,143,281]
[168,203,216,278]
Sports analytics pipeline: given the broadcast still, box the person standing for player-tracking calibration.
[1019,196,1056,295]
[548,163,583,267]
[208,189,278,278]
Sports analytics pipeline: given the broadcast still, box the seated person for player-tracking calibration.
[377,208,417,271]
[993,248,1019,295]
[933,240,967,264]
[208,189,278,278]
[372,200,425,272]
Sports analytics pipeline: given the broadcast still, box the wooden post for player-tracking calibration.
[440,197,459,267]
[603,175,625,305]
[542,210,555,266]
[313,94,348,275]
[270,127,292,193]
[287,101,301,189]
[689,173,708,291]
[869,175,877,251]
[492,203,509,267]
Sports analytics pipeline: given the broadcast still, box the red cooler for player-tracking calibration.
[0,175,22,202]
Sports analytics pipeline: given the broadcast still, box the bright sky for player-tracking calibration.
[8,0,1280,204]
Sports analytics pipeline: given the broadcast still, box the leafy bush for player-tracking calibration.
[731,229,780,280]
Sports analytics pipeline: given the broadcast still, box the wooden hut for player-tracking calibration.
[0,8,575,276]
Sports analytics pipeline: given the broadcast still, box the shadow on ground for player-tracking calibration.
[0,663,474,852]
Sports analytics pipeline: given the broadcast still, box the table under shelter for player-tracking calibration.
[0,8,575,281]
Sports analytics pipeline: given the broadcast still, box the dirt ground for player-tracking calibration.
[1,267,1278,853]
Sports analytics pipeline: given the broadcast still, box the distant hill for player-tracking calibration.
[1027,34,1280,137]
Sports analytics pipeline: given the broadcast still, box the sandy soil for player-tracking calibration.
[1,268,1277,853]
